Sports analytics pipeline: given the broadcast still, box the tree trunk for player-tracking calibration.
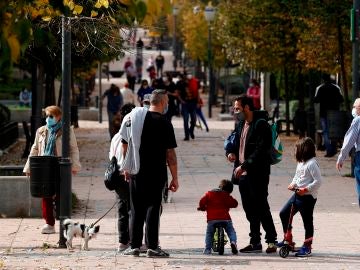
[30,61,44,144]
[284,65,291,136]
[44,69,56,107]
[337,21,349,111]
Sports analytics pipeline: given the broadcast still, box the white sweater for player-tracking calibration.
[290,157,322,199]
[119,107,148,175]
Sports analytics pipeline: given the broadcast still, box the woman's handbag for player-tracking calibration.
[104,156,122,191]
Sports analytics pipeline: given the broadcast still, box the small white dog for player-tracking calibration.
[63,219,100,251]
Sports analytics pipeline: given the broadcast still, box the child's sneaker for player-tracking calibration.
[230,242,238,255]
[295,245,311,257]
[265,243,277,253]
[203,248,212,255]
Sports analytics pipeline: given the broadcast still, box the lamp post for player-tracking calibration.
[58,16,72,248]
[204,2,216,118]
[172,6,179,71]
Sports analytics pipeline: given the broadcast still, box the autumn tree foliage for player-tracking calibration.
[0,0,148,80]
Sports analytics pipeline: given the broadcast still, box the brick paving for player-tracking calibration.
[1,112,360,269]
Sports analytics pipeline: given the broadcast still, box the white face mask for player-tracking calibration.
[352,108,358,118]
[163,104,168,115]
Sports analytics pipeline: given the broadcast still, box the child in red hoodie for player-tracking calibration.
[198,179,238,255]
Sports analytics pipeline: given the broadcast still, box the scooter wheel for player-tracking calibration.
[279,246,289,258]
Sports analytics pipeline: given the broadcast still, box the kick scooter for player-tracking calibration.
[279,189,301,258]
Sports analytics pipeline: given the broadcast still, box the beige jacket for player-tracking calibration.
[23,125,81,174]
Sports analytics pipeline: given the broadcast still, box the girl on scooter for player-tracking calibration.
[277,137,322,257]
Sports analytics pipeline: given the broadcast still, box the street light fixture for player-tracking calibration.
[172,6,179,71]
[204,2,216,118]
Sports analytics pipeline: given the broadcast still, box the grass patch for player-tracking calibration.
[7,105,31,111]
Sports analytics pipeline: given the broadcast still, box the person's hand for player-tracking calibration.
[168,178,179,192]
[233,165,245,179]
[288,184,296,191]
[124,171,131,182]
[227,153,236,163]
[296,187,308,196]
[25,172,30,177]
[336,161,343,171]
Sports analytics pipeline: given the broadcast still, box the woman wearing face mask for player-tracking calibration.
[137,79,153,106]
[23,105,81,234]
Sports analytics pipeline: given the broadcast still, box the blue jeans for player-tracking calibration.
[196,107,209,131]
[320,117,336,155]
[279,194,317,241]
[205,220,237,250]
[353,152,360,206]
[181,102,197,139]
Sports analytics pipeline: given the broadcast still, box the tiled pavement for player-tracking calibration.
[1,115,359,269]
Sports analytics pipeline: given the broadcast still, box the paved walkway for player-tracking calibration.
[1,113,360,269]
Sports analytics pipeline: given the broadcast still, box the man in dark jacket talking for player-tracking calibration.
[225,95,277,254]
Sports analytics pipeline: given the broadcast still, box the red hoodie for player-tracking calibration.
[198,188,238,222]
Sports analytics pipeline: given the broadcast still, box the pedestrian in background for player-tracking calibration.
[196,97,209,132]
[155,52,165,78]
[137,79,153,106]
[102,84,123,139]
[314,74,344,157]
[135,56,143,84]
[23,105,81,234]
[120,82,135,105]
[19,87,31,107]
[277,137,322,257]
[120,90,179,257]
[225,95,278,254]
[246,79,261,110]
[336,97,360,207]
[124,60,137,91]
[177,74,198,141]
[164,74,179,121]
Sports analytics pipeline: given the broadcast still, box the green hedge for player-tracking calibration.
[0,79,31,100]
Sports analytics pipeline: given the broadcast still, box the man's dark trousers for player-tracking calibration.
[238,173,277,244]
[129,175,163,250]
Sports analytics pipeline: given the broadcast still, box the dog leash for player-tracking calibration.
[90,200,117,228]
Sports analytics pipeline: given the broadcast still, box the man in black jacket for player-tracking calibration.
[314,74,344,157]
[226,95,277,253]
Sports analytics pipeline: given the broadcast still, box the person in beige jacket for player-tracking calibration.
[23,105,81,234]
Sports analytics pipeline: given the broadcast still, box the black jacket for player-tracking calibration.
[226,111,272,176]
[314,82,343,118]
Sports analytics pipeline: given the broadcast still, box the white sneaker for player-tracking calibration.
[41,224,55,234]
